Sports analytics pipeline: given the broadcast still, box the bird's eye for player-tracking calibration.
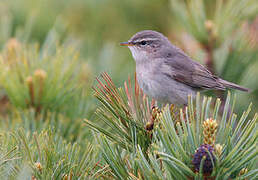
[140,41,147,45]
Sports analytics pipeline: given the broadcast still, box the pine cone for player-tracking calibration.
[192,144,216,174]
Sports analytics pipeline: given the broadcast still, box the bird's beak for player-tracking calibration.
[120,41,134,46]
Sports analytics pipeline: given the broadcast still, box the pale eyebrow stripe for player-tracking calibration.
[133,38,159,43]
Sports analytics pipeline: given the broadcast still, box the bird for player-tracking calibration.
[120,30,249,105]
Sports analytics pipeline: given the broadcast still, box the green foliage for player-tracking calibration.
[219,30,258,85]
[86,74,257,179]
[156,95,257,179]
[170,0,257,45]
[85,73,153,153]
[0,136,20,178]
[0,128,97,179]
[170,0,258,112]
[0,10,97,179]
[2,0,258,112]
[0,33,93,119]
[0,0,257,179]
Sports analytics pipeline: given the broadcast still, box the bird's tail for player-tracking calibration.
[219,79,250,92]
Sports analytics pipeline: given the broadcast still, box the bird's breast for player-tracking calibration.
[136,63,168,102]
[136,62,196,105]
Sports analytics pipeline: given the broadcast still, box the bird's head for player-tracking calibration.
[120,30,171,63]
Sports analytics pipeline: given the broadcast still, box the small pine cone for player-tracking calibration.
[204,20,217,40]
[26,76,34,106]
[146,107,160,131]
[151,106,161,121]
[156,111,163,120]
[215,144,223,156]
[192,144,216,174]
[205,20,214,32]
[34,69,47,80]
[26,76,33,85]
[34,162,42,172]
[203,118,218,146]
[62,174,68,180]
[6,38,21,62]
[145,122,154,131]
[239,168,248,176]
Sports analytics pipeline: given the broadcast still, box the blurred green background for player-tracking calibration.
[0,0,257,122]
[0,0,257,179]
[3,0,257,111]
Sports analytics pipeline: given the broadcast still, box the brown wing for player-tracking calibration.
[163,51,225,90]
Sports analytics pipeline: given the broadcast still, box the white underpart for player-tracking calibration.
[128,46,149,63]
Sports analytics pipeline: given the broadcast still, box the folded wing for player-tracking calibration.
[163,51,248,92]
